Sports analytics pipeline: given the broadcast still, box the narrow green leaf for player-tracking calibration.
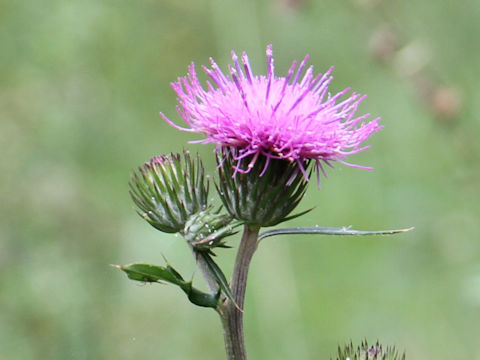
[258,226,414,241]
[198,253,241,311]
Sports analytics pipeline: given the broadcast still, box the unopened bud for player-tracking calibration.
[129,152,208,233]
[183,207,237,252]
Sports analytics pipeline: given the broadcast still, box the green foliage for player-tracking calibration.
[258,226,414,241]
[196,252,239,309]
[115,263,219,308]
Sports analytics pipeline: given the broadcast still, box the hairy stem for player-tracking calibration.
[219,225,260,360]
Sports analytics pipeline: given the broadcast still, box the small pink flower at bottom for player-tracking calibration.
[161,45,382,185]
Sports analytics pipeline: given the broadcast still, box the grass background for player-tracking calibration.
[1,0,479,359]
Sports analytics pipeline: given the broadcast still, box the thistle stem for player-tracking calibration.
[219,225,260,360]
[188,244,220,294]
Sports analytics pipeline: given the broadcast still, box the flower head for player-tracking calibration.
[162,45,382,184]
[335,340,405,360]
[129,152,209,233]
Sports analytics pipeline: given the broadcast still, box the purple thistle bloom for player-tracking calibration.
[161,45,383,184]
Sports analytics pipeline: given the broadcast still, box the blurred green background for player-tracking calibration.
[1,0,479,359]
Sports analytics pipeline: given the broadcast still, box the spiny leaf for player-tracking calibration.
[258,226,414,241]
[113,263,181,284]
[113,263,218,308]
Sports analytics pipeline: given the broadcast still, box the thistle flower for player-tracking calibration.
[129,152,208,233]
[335,340,405,360]
[161,45,382,184]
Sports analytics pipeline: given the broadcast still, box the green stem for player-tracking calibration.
[219,225,260,360]
[188,244,220,294]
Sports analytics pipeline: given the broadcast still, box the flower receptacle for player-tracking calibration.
[216,147,310,227]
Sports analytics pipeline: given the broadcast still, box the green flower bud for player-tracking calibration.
[335,340,405,360]
[183,207,237,253]
[216,147,309,227]
[129,152,208,233]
